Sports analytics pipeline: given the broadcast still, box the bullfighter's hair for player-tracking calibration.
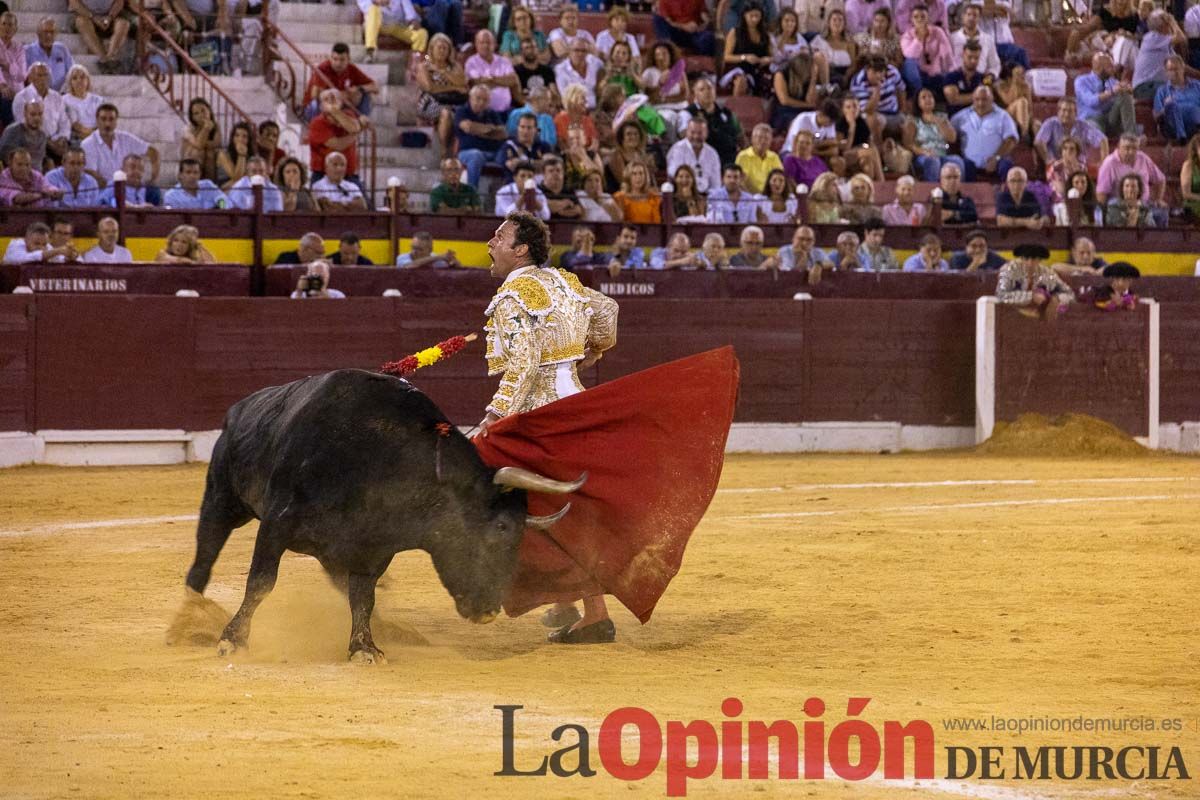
[505,211,551,268]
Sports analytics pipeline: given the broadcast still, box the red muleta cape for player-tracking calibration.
[472,347,740,623]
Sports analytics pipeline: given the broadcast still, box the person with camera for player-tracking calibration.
[290,260,345,299]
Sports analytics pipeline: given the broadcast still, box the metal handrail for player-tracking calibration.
[259,6,378,203]
[132,1,257,143]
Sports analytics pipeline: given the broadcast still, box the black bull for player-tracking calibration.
[184,369,584,664]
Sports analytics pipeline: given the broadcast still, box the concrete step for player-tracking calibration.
[120,116,185,144]
[378,165,438,195]
[89,74,159,96]
[375,144,438,168]
[15,0,71,12]
[273,2,361,24]
[276,53,392,87]
[12,10,71,29]
[367,103,401,128]
[267,20,362,43]
[293,41,409,66]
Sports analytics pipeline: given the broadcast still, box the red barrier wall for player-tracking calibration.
[5,260,1198,304]
[1,297,1197,436]
[0,297,33,431]
[1161,304,1200,426]
[0,264,252,296]
[994,304,1152,436]
[806,300,978,426]
[595,300,807,422]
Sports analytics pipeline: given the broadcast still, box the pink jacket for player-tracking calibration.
[0,167,54,207]
[901,25,955,75]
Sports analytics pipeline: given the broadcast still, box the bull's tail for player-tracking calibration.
[185,431,253,594]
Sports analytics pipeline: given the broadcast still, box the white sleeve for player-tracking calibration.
[1187,6,1200,38]
[3,241,44,265]
[53,104,71,141]
[495,186,516,217]
[12,90,25,124]
[596,31,613,56]
[665,143,685,179]
[703,149,722,186]
[984,37,1001,78]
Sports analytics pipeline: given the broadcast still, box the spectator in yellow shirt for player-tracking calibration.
[735,122,784,194]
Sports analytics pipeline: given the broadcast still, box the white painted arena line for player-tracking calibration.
[717,494,1200,522]
[867,774,1135,800]
[718,477,1198,495]
[0,514,199,538]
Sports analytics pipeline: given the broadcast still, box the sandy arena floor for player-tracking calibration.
[1,453,1197,800]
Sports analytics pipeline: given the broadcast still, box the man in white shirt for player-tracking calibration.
[950,4,1000,77]
[227,155,284,212]
[782,102,839,159]
[12,62,70,165]
[82,217,133,263]
[290,260,347,299]
[81,103,159,186]
[46,218,77,262]
[666,117,722,194]
[3,221,76,264]
[975,0,1029,68]
[554,40,605,110]
[311,151,367,212]
[1186,2,1200,39]
[494,161,549,220]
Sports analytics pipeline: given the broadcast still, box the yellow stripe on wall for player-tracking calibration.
[1,239,1197,275]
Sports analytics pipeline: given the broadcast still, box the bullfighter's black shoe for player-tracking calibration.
[548,619,616,644]
[540,604,582,629]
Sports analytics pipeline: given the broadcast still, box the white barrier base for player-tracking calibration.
[3,423,1197,468]
[0,432,40,468]
[725,423,977,453]
[38,430,193,466]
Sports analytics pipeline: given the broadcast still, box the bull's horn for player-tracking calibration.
[494,467,587,494]
[528,503,571,530]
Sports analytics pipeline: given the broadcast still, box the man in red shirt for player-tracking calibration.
[305,42,380,118]
[309,88,363,185]
[652,0,716,55]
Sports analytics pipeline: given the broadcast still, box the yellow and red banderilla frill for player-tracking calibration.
[379,333,477,378]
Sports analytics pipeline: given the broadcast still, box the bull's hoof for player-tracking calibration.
[548,619,616,645]
[216,638,239,657]
[349,647,387,666]
[540,603,582,629]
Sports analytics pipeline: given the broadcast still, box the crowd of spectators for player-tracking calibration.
[388,0,1200,232]
[4,0,1200,276]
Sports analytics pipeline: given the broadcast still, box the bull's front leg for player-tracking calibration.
[347,572,386,665]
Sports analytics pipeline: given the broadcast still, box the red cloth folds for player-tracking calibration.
[472,347,740,623]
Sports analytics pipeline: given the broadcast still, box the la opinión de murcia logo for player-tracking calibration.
[498,697,935,795]
[495,699,1191,797]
